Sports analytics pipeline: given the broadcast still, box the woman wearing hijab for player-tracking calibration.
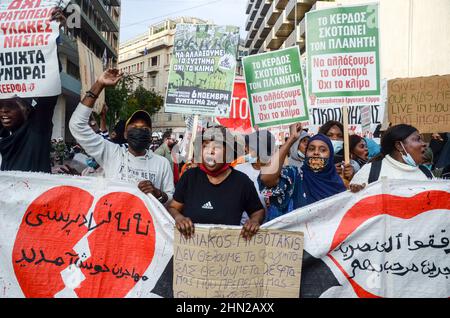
[259,123,347,222]
[350,124,432,193]
[167,126,265,240]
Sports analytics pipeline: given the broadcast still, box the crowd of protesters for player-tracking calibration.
[1,67,449,242]
[0,4,449,242]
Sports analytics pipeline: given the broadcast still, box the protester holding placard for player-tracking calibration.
[318,120,355,179]
[167,126,265,240]
[259,123,346,222]
[350,124,433,192]
[69,69,174,204]
[235,129,276,224]
[0,5,67,173]
[288,130,310,170]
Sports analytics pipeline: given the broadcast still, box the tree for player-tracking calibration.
[122,85,164,120]
[105,75,164,129]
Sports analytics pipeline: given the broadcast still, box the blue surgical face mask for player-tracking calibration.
[400,142,417,167]
[244,154,258,164]
[424,164,433,171]
[331,140,344,154]
[86,157,99,169]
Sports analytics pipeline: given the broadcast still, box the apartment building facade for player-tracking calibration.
[245,0,450,79]
[54,0,121,142]
[118,17,208,135]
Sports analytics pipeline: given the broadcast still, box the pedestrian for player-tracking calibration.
[259,123,347,222]
[0,7,67,173]
[318,120,355,183]
[167,126,265,240]
[349,134,369,171]
[288,130,310,170]
[350,124,433,192]
[235,129,276,224]
[69,69,174,204]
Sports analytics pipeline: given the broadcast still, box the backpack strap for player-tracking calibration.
[368,160,383,184]
[418,165,433,179]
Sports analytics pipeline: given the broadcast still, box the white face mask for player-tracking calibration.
[331,140,344,154]
[297,150,305,159]
[244,154,258,164]
[400,142,417,167]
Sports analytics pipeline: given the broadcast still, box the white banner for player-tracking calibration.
[0,0,62,99]
[0,171,449,298]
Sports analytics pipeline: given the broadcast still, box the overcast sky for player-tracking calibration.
[119,0,248,43]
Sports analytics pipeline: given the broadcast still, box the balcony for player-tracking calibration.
[246,0,255,14]
[59,32,79,65]
[266,2,282,26]
[286,0,315,22]
[80,10,117,58]
[61,72,82,97]
[275,0,289,10]
[90,0,119,32]
[105,0,121,6]
[274,11,294,38]
[253,0,272,29]
[140,38,170,54]
[266,28,287,50]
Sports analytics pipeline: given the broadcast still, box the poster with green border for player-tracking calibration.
[243,46,309,129]
[306,3,381,107]
[165,24,239,116]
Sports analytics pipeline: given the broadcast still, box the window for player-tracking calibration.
[151,56,158,67]
[149,74,157,87]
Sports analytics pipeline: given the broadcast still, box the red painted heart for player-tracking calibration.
[12,186,156,298]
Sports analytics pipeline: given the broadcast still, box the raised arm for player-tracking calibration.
[260,123,302,188]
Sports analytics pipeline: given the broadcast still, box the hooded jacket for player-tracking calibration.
[288,131,309,170]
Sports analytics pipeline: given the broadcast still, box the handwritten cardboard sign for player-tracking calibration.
[388,75,450,133]
[173,227,304,298]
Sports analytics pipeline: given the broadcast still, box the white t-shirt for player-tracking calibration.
[69,103,175,201]
[351,154,431,185]
[235,163,267,225]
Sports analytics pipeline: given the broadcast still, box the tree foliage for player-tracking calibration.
[105,75,164,129]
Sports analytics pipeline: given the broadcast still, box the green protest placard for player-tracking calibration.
[165,24,239,116]
[243,47,309,129]
[306,3,381,107]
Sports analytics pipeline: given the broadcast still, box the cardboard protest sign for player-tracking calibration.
[306,3,381,107]
[243,47,309,129]
[173,227,304,298]
[0,0,64,99]
[216,78,253,134]
[388,75,450,133]
[1,171,449,298]
[78,39,105,114]
[165,24,239,116]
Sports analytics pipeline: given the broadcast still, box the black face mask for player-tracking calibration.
[355,156,368,168]
[127,128,151,153]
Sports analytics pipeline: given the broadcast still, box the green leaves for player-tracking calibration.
[105,75,164,128]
